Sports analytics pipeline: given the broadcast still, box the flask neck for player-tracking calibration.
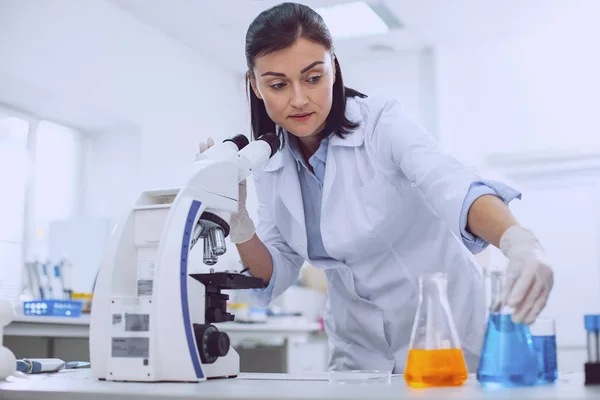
[488,270,512,314]
[419,273,448,302]
[412,273,462,350]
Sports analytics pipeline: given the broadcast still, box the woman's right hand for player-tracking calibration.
[198,138,256,244]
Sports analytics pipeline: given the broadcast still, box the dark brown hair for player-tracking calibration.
[245,2,367,142]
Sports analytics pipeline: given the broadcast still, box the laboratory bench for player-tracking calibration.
[3,315,327,373]
[0,370,598,400]
[6,315,92,338]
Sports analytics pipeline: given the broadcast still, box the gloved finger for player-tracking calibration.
[500,263,521,305]
[523,268,552,324]
[491,298,502,313]
[507,263,537,307]
[207,137,214,148]
[523,287,550,325]
[512,278,543,324]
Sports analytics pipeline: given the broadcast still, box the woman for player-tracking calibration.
[200,2,553,372]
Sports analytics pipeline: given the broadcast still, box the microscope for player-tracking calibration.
[89,133,279,382]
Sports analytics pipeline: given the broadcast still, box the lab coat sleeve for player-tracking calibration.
[459,180,522,254]
[243,172,305,306]
[370,98,483,241]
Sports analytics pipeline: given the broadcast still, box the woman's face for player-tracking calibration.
[249,37,335,139]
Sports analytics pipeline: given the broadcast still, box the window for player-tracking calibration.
[0,105,83,305]
[30,121,83,260]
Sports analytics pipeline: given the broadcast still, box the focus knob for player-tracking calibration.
[207,330,230,359]
[193,324,230,364]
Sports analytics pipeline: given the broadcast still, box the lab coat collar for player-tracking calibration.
[267,140,308,257]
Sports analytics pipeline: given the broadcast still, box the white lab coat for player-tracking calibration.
[251,95,486,373]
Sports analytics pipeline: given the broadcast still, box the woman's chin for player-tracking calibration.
[282,124,323,139]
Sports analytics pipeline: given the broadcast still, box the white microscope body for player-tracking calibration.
[90,134,278,382]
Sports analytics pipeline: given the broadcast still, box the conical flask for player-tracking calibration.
[404,273,468,388]
[477,270,540,387]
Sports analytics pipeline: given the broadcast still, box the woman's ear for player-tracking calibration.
[247,72,262,100]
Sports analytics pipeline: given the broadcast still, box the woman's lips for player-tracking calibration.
[289,112,314,122]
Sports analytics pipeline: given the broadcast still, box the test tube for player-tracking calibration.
[584,315,599,363]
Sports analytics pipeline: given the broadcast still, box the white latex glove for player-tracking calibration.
[198,138,256,244]
[499,225,554,325]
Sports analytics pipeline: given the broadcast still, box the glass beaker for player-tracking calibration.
[531,318,558,384]
[477,270,541,387]
[404,273,468,388]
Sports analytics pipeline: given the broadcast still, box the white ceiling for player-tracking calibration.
[108,0,560,75]
[0,70,137,133]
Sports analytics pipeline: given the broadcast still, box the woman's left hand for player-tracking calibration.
[499,225,554,325]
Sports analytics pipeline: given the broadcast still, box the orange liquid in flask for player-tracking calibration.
[404,348,468,388]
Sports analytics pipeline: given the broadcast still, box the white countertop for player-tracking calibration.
[4,315,322,340]
[0,370,598,400]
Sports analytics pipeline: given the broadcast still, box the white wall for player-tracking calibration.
[435,2,600,167]
[0,0,247,222]
[83,131,142,226]
[342,49,437,136]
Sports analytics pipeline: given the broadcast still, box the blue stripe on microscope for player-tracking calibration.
[181,200,204,379]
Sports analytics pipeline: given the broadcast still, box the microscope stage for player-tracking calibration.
[190,272,266,290]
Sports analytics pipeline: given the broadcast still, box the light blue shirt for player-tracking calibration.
[289,136,331,260]
[287,136,521,260]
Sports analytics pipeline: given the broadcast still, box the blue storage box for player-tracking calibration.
[23,300,82,317]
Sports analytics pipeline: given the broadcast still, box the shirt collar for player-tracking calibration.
[288,134,328,171]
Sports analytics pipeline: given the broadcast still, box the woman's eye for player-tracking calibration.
[270,82,286,90]
[307,75,322,84]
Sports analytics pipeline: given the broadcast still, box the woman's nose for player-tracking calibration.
[290,84,309,108]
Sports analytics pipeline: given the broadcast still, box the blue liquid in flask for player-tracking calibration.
[532,335,558,383]
[477,314,541,387]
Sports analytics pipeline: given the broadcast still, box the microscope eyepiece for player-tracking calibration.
[223,134,249,151]
[257,132,280,158]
